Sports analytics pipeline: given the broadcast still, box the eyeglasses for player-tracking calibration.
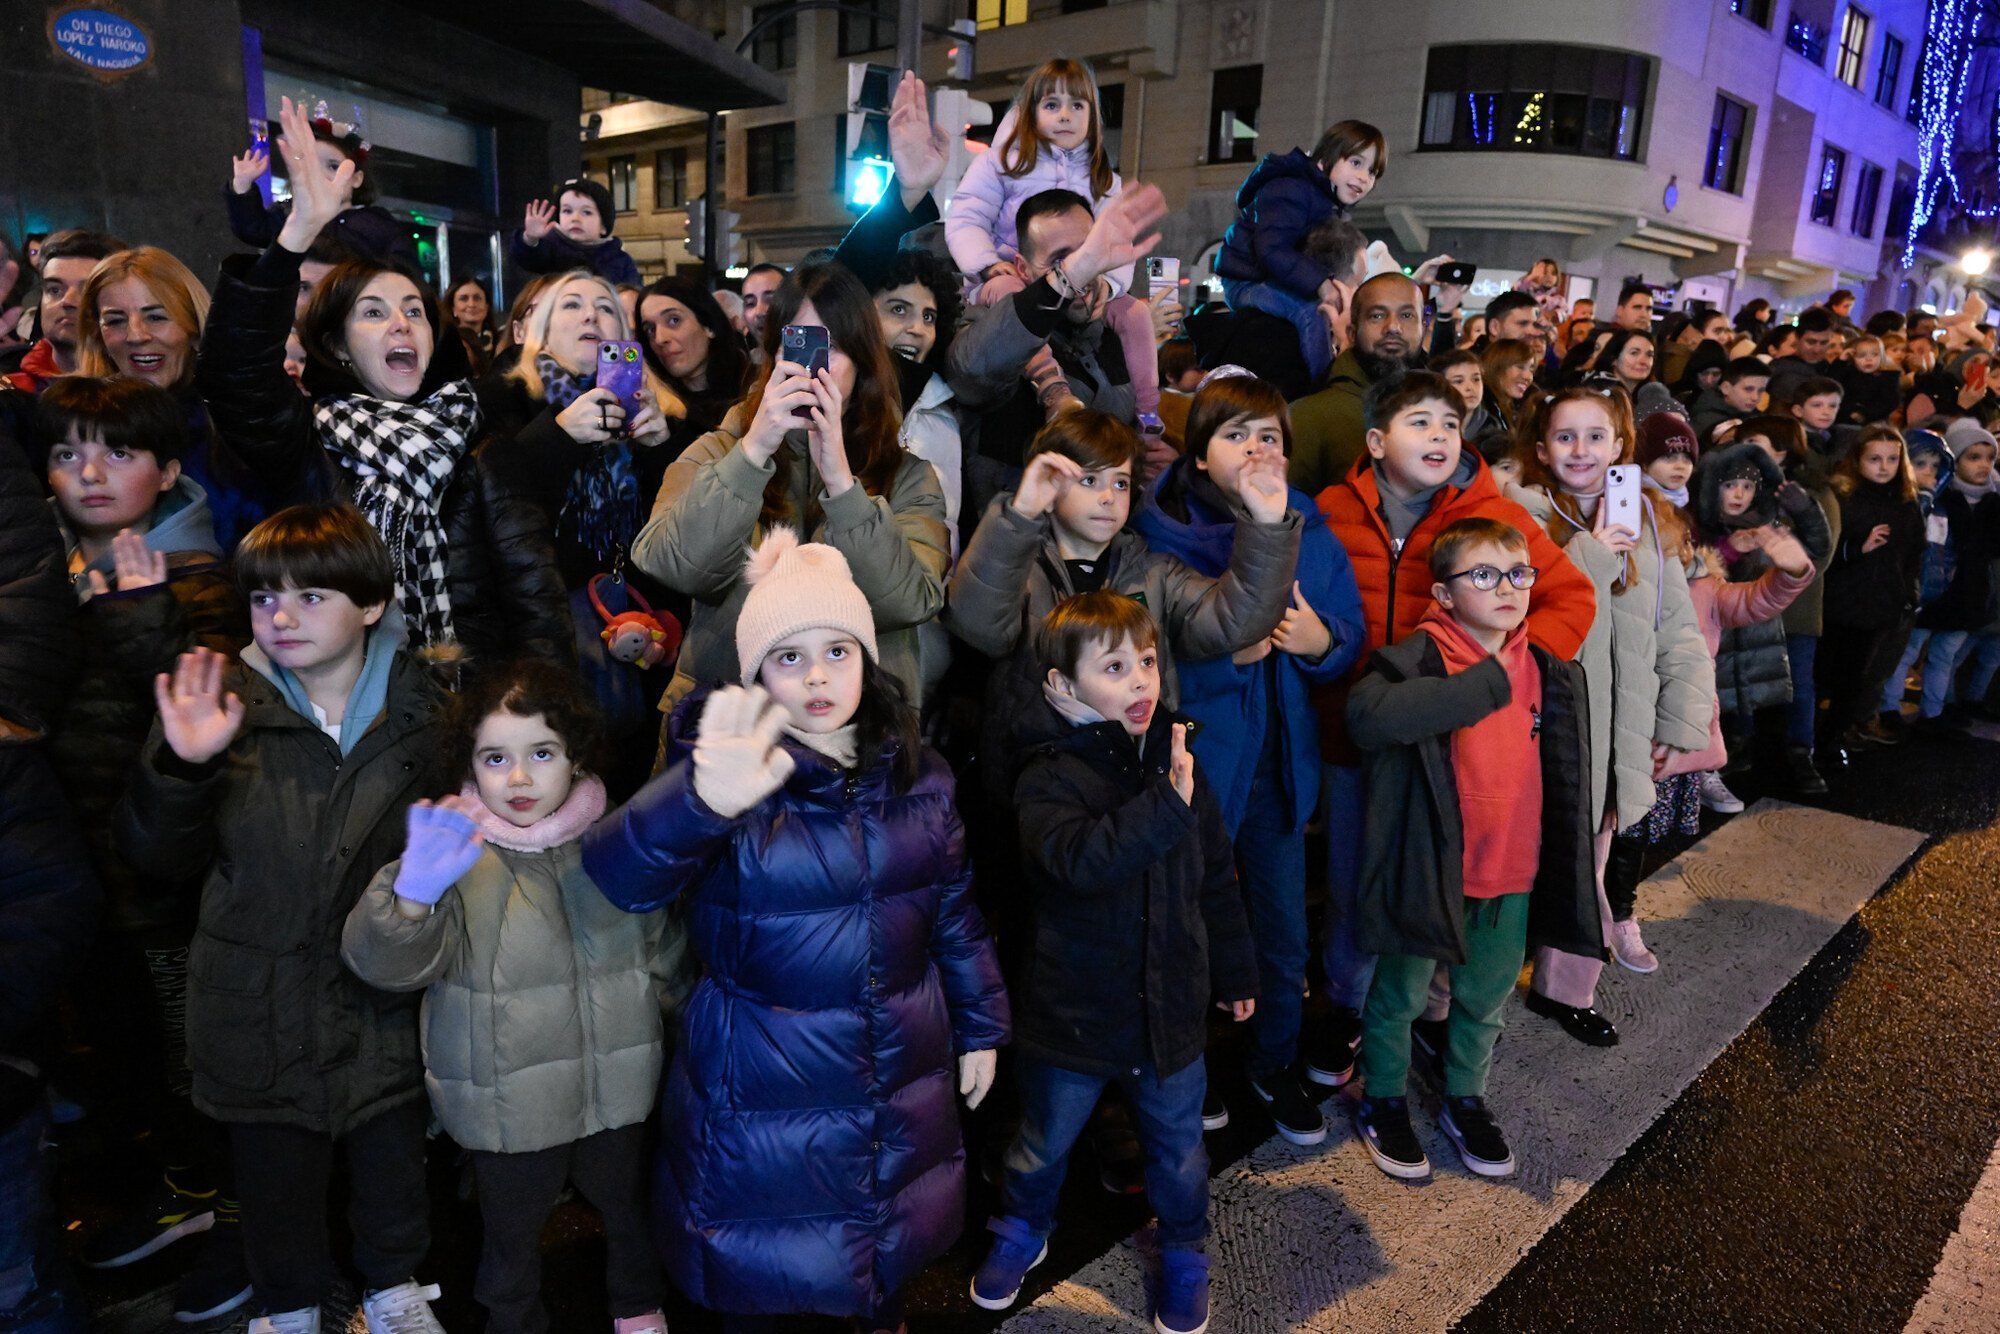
[1443,564,1539,591]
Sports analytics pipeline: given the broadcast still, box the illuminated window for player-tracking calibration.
[973,0,1029,30]
[1836,6,1871,87]
[1419,45,1650,161]
[1810,143,1847,225]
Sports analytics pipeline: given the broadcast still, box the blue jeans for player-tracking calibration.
[1236,756,1308,1082]
[1222,278,1333,380]
[1785,634,1818,745]
[1959,632,2000,702]
[1001,1058,1210,1249]
[0,1072,64,1322]
[1883,628,1970,718]
[1319,763,1374,1013]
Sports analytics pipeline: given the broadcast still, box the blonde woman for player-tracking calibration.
[77,246,210,391]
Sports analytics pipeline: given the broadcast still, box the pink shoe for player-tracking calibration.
[613,1313,669,1334]
[1610,919,1659,975]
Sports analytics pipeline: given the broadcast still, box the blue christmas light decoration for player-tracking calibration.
[1904,0,1988,267]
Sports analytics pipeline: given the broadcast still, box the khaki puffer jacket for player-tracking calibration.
[1508,483,1715,832]
[342,838,666,1155]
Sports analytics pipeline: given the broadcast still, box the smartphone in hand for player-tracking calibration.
[1604,463,1643,535]
[594,340,645,423]
[780,324,831,419]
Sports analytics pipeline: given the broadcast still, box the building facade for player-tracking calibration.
[588,0,1954,320]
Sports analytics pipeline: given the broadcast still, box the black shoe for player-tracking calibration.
[1249,1069,1328,1146]
[1784,743,1828,796]
[0,1280,80,1334]
[1351,1096,1429,1179]
[1200,1086,1229,1132]
[1411,1016,1449,1085]
[81,1172,216,1269]
[1721,734,1754,775]
[173,1206,252,1324]
[1439,1096,1516,1177]
[1523,990,1620,1046]
[1305,1006,1360,1087]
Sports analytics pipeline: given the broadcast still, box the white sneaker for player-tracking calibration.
[1698,770,1744,814]
[1610,918,1660,974]
[361,1281,445,1334]
[249,1309,322,1334]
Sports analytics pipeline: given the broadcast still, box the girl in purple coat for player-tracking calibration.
[945,57,1166,435]
[582,530,1008,1330]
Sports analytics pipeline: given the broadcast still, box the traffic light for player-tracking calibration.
[946,19,976,82]
[844,62,898,213]
[717,209,743,268]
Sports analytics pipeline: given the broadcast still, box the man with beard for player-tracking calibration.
[1286,272,1429,494]
[3,229,126,393]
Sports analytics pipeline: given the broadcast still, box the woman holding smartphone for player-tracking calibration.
[629,260,950,728]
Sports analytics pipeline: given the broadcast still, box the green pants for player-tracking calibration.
[1360,892,1530,1099]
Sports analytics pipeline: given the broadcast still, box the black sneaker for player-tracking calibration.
[1439,1096,1516,1177]
[1200,1087,1229,1132]
[173,1205,252,1324]
[1249,1069,1327,1146]
[1411,1017,1449,1086]
[81,1172,216,1269]
[1351,1096,1429,1179]
[1523,990,1620,1047]
[1784,743,1828,796]
[1305,1006,1361,1087]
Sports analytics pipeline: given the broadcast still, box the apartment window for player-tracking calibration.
[1732,0,1773,26]
[1098,82,1125,171]
[1874,32,1904,107]
[1850,159,1884,236]
[1208,66,1262,165]
[750,1,796,71]
[972,0,1029,30]
[1836,7,1871,87]
[1786,1,1833,65]
[607,156,637,213]
[1810,143,1847,225]
[1419,44,1650,161]
[1062,0,1110,10]
[839,0,895,55]
[746,122,796,195]
[1887,163,1918,236]
[654,148,688,210]
[1704,93,1752,194]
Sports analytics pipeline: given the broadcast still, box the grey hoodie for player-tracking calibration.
[58,476,224,600]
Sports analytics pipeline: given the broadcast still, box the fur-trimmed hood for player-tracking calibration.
[1695,441,1784,535]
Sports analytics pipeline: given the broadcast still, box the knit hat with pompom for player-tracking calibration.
[734,527,878,683]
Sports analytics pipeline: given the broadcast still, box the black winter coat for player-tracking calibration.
[1916,486,2000,631]
[115,654,442,1133]
[1346,632,1600,964]
[1697,444,1833,714]
[1011,703,1258,1080]
[195,245,573,670]
[0,410,74,737]
[1824,480,1925,630]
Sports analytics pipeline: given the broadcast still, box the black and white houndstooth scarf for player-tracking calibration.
[313,379,481,648]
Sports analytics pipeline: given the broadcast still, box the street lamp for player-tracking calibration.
[1962,247,1993,277]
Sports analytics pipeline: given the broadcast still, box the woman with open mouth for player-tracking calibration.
[197,94,571,673]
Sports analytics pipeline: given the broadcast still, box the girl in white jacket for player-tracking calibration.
[945,57,1166,436]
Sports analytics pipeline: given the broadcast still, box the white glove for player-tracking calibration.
[958,1049,997,1110]
[691,686,796,819]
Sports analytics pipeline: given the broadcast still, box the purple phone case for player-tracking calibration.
[595,340,645,420]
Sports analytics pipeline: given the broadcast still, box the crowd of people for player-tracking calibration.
[2,53,1995,1334]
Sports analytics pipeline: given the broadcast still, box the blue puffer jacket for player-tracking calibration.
[1135,475,1364,833]
[581,690,1009,1320]
[1215,149,1342,301]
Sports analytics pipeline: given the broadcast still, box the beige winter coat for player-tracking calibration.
[631,409,950,711]
[1508,483,1715,831]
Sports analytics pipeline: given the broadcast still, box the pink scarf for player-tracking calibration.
[457,774,608,853]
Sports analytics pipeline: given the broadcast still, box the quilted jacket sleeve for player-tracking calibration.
[194,244,324,501]
[470,458,576,666]
[116,730,225,885]
[1157,510,1303,659]
[1195,775,1259,1003]
[819,458,948,633]
[1652,553,1717,753]
[923,786,1011,1053]
[340,862,467,993]
[1245,175,1334,300]
[629,424,766,603]
[943,497,1043,658]
[582,757,738,914]
[1347,650,1511,751]
[1015,757,1200,898]
[1520,521,1599,662]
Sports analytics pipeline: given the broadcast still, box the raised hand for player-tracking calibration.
[85,528,168,597]
[1271,580,1331,658]
[153,647,245,765]
[231,146,271,195]
[523,198,557,244]
[1009,451,1085,520]
[1862,522,1892,553]
[888,71,949,208]
[1761,526,1812,576]
[392,796,485,912]
[1062,183,1168,292]
[1237,454,1289,525]
[742,360,817,465]
[805,368,854,497]
[272,96,355,253]
[958,1049,997,1109]
[692,685,797,819]
[1168,722,1195,805]
[555,386,625,445]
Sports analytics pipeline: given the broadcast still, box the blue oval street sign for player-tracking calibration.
[48,8,153,79]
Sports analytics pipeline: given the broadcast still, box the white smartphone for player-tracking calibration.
[1146,256,1181,294]
[1604,464,1643,536]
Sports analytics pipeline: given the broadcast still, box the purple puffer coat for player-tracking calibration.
[581,690,1009,1319]
[945,107,1129,289]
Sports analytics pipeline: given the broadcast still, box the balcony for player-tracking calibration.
[968,0,1179,84]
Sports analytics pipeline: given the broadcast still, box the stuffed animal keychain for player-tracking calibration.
[588,572,681,671]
